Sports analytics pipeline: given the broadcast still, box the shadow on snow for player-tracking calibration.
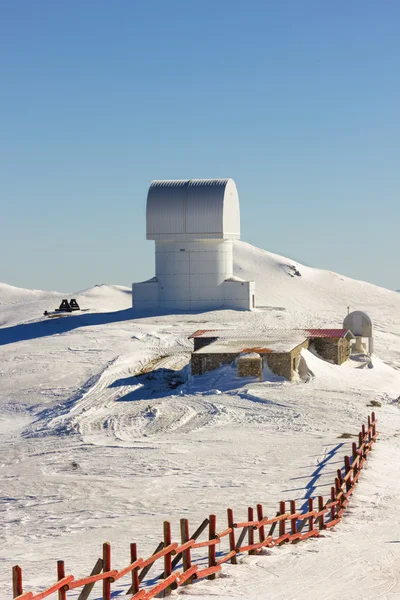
[110,368,186,402]
[0,309,133,346]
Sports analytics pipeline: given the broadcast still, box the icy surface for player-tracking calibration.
[1,241,400,598]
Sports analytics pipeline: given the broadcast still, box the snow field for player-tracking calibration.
[0,241,399,598]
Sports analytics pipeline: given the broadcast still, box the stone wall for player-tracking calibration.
[310,338,350,365]
[337,338,351,364]
[263,340,309,381]
[292,340,309,373]
[191,341,309,381]
[265,352,292,380]
[237,355,262,379]
[191,352,237,375]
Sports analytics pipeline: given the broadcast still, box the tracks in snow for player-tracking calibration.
[26,353,310,446]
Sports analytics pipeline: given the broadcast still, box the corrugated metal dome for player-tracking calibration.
[146,178,240,241]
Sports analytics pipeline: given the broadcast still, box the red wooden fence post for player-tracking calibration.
[103,542,111,600]
[279,501,286,539]
[227,509,237,564]
[367,415,372,443]
[12,565,23,598]
[337,468,343,489]
[208,514,217,579]
[335,478,340,500]
[163,521,173,594]
[330,487,336,520]
[180,518,193,585]
[247,507,255,554]
[371,411,376,437]
[290,500,297,536]
[257,504,265,544]
[352,441,357,459]
[336,469,343,504]
[358,431,363,449]
[344,456,352,492]
[130,543,140,595]
[336,474,343,498]
[308,498,314,532]
[361,424,367,460]
[57,560,66,600]
[318,496,325,530]
[352,442,358,474]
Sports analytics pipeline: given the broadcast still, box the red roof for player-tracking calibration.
[189,328,352,340]
[188,329,217,339]
[305,329,350,338]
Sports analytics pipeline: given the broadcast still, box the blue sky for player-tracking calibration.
[1,1,399,292]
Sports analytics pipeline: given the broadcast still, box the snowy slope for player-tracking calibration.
[234,240,399,314]
[1,242,400,599]
[0,282,131,328]
[0,283,63,328]
[233,241,400,369]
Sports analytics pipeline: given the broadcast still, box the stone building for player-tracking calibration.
[306,329,353,365]
[189,328,353,381]
[190,335,309,381]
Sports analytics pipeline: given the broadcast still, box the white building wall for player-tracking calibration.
[222,280,255,310]
[222,179,241,237]
[132,279,158,309]
[133,178,254,313]
[155,240,233,311]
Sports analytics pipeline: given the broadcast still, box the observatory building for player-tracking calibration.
[133,179,255,312]
[343,311,374,354]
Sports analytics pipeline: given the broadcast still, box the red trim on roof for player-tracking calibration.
[190,328,352,340]
[306,329,349,338]
[188,329,217,339]
[241,347,272,354]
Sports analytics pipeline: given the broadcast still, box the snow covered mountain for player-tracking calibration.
[1,241,400,599]
[235,240,400,316]
[2,240,399,331]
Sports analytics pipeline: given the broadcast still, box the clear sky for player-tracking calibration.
[1,1,399,292]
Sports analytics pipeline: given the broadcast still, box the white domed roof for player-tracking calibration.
[146,178,240,241]
[343,311,373,337]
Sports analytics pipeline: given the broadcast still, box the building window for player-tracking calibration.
[293,357,296,371]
